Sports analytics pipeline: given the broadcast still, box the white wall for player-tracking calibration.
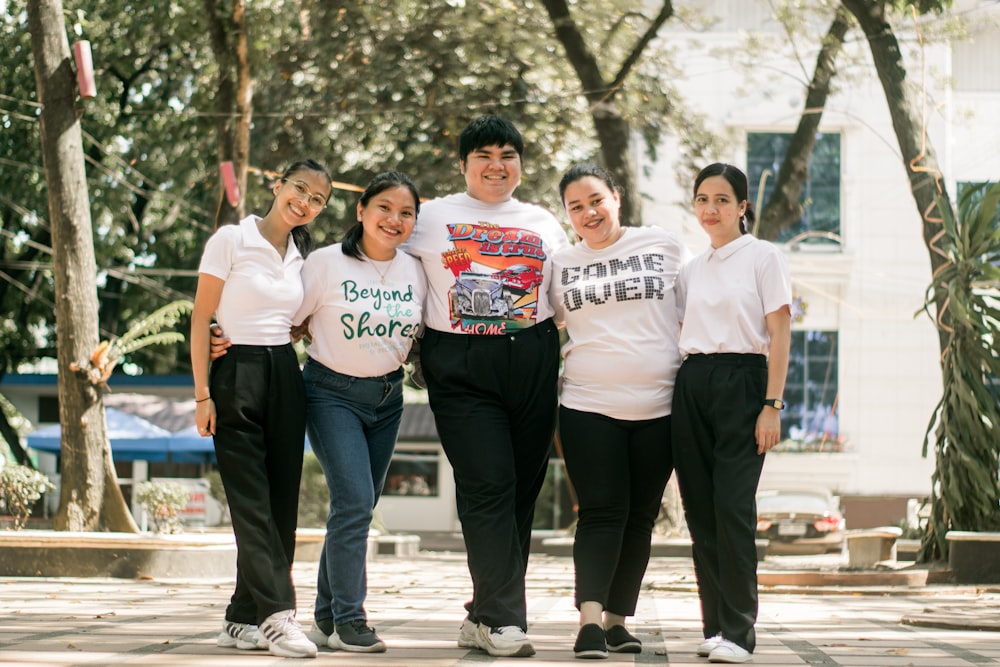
[638,1,1000,497]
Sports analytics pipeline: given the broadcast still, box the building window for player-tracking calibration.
[383,450,439,497]
[781,330,842,452]
[747,132,842,246]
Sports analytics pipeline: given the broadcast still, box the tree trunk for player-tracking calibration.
[540,0,674,227]
[204,0,253,228]
[757,7,851,241]
[591,105,641,227]
[841,0,952,353]
[27,0,138,532]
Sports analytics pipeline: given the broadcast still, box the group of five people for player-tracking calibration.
[190,114,790,664]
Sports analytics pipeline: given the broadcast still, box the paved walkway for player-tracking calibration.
[1,550,998,666]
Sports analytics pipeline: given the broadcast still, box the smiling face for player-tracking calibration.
[272,169,331,228]
[357,185,418,260]
[461,143,522,204]
[694,174,747,248]
[562,175,622,250]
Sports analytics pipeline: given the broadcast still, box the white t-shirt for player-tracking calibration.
[551,227,690,420]
[403,193,569,334]
[292,244,426,378]
[198,216,304,346]
[676,234,792,357]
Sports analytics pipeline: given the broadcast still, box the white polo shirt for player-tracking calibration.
[293,244,427,378]
[676,234,791,357]
[198,216,304,346]
[551,226,690,420]
[402,193,569,334]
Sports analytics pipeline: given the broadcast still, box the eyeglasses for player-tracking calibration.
[285,179,328,211]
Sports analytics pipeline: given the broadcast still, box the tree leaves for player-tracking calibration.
[921,181,1000,560]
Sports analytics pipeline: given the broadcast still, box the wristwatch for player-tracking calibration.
[764,398,785,410]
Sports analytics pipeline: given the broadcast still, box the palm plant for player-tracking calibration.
[919,181,1000,561]
[70,300,193,388]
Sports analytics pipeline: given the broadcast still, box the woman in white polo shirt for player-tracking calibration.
[191,160,332,659]
[671,163,791,664]
[550,164,690,659]
[294,172,426,654]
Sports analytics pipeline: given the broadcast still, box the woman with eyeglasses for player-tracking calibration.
[191,159,333,659]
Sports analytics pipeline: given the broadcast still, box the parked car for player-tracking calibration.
[756,488,846,555]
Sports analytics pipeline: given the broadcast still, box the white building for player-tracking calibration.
[640,0,1000,523]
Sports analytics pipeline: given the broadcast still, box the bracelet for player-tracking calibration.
[195,396,211,403]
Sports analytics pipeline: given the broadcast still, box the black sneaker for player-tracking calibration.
[330,619,387,653]
[573,624,608,659]
[605,625,641,653]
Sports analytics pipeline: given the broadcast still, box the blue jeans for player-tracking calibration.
[303,358,404,626]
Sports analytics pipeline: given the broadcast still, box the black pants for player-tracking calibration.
[211,343,306,625]
[558,406,672,615]
[671,353,767,653]
[420,320,560,630]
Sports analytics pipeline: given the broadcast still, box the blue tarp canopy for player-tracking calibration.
[167,425,217,464]
[27,408,198,463]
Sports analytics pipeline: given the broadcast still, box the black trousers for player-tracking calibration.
[558,406,672,615]
[671,353,767,653]
[211,343,306,625]
[420,320,560,630]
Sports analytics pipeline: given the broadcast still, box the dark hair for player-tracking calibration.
[694,162,755,235]
[341,171,421,260]
[270,159,332,258]
[458,115,524,164]
[558,163,619,204]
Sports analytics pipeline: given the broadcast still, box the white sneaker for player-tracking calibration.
[217,620,267,650]
[477,624,535,657]
[305,621,330,648]
[259,610,318,659]
[457,618,479,648]
[697,634,722,657]
[708,638,752,663]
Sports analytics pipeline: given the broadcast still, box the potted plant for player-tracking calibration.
[918,181,1000,582]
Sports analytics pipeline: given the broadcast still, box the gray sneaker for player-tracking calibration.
[329,618,386,653]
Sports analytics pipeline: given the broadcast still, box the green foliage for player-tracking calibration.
[110,299,193,359]
[2,0,713,377]
[135,480,191,534]
[0,460,54,530]
[75,299,193,386]
[919,181,1000,561]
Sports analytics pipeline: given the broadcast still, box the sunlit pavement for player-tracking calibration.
[1,550,998,666]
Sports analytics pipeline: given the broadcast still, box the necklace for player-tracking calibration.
[364,253,396,284]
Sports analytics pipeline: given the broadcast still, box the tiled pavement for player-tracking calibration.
[1,550,998,666]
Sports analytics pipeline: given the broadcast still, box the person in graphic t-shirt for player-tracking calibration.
[549,164,690,659]
[294,172,426,654]
[402,115,569,658]
[191,159,332,660]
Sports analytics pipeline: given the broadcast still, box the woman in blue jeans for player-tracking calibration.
[293,172,426,653]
